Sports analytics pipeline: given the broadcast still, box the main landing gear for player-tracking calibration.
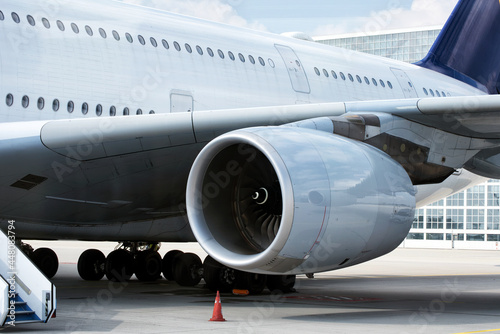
[75,243,297,294]
[19,242,59,279]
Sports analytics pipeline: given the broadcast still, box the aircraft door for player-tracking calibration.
[275,44,311,94]
[170,91,193,113]
[390,68,418,98]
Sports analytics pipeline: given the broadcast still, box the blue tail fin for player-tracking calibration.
[416,0,500,94]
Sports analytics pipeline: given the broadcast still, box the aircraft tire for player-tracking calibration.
[77,249,105,281]
[162,250,183,281]
[32,247,59,279]
[234,271,267,295]
[202,256,236,292]
[135,250,162,281]
[173,253,202,286]
[105,249,134,282]
[266,275,297,293]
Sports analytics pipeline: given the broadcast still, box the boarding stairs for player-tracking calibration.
[0,229,56,327]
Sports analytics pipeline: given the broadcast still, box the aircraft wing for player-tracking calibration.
[41,95,500,181]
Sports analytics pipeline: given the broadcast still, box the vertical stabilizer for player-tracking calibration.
[416,0,500,94]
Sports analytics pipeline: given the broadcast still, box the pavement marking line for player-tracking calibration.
[453,329,500,334]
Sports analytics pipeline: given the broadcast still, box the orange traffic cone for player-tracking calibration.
[209,291,226,322]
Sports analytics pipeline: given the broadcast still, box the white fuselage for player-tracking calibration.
[0,0,487,240]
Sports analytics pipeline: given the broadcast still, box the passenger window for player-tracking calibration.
[138,35,146,45]
[196,45,203,55]
[99,28,107,39]
[113,30,120,41]
[249,55,255,64]
[259,57,265,66]
[340,72,346,80]
[57,20,65,31]
[331,71,338,79]
[149,110,155,114]
[239,53,245,62]
[67,101,74,113]
[96,104,103,116]
[218,49,225,59]
[42,18,50,29]
[27,15,35,26]
[123,107,129,115]
[81,102,88,115]
[22,95,29,108]
[364,77,370,85]
[136,109,143,115]
[348,74,354,82]
[372,78,378,86]
[323,69,329,77]
[53,99,60,111]
[356,75,362,83]
[150,37,158,47]
[207,47,214,57]
[185,43,192,53]
[126,33,133,43]
[228,51,235,61]
[71,23,79,34]
[0,11,4,21]
[174,41,181,51]
[387,81,393,89]
[11,12,20,24]
[380,80,385,88]
[85,25,93,36]
[109,106,116,116]
[37,97,45,110]
[314,67,320,76]
[162,39,169,49]
[6,94,13,107]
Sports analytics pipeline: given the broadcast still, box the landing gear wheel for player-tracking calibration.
[78,249,105,281]
[203,256,236,292]
[267,275,296,293]
[173,253,202,286]
[235,271,267,295]
[135,250,162,282]
[105,249,134,282]
[162,250,183,281]
[32,248,59,279]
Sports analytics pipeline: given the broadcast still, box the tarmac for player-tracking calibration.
[1,241,500,334]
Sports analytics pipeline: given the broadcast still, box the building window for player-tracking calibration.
[466,234,485,241]
[407,233,424,240]
[466,209,484,230]
[426,208,443,229]
[446,209,464,230]
[488,184,500,206]
[467,185,485,206]
[447,192,464,206]
[426,233,444,240]
[413,208,425,229]
[487,209,500,230]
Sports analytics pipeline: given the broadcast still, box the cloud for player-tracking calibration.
[117,0,267,31]
[313,0,458,37]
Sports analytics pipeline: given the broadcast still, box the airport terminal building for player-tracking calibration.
[315,28,500,250]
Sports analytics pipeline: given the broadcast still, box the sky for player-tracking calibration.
[117,0,459,36]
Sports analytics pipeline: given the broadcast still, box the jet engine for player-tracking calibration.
[186,127,415,275]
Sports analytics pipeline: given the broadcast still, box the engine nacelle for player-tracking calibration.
[186,127,415,275]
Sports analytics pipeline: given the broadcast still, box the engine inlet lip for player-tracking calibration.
[186,129,295,270]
